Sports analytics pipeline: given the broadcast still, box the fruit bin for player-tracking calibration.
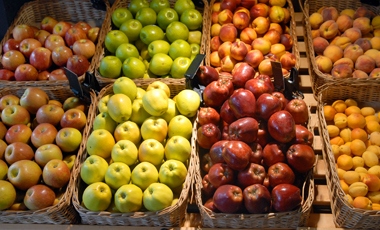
[0,0,110,87]
[300,0,380,97]
[317,82,380,229]
[0,85,97,224]
[72,80,197,226]
[92,0,210,86]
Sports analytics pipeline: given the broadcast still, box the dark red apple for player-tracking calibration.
[222,123,229,140]
[256,93,282,120]
[243,184,271,214]
[272,92,287,109]
[210,140,228,163]
[285,99,309,124]
[272,184,302,212]
[199,107,220,126]
[263,175,270,189]
[3,39,20,53]
[256,75,274,91]
[220,100,237,124]
[208,163,234,188]
[293,125,313,146]
[203,78,233,107]
[201,153,214,173]
[197,123,221,149]
[204,198,219,212]
[0,69,15,81]
[66,55,90,76]
[232,62,255,88]
[65,27,87,47]
[245,78,273,99]
[197,66,219,86]
[229,89,256,118]
[213,185,243,213]
[14,64,39,81]
[257,120,272,147]
[287,144,316,173]
[222,141,251,171]
[202,174,217,197]
[262,142,286,167]
[268,111,296,143]
[228,117,258,143]
[268,162,295,188]
[238,163,266,188]
[249,142,263,164]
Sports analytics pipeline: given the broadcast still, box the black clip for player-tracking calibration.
[90,0,107,11]
[192,0,205,8]
[284,67,304,100]
[360,0,380,6]
[184,54,205,104]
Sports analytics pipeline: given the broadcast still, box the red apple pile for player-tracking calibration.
[197,66,315,214]
[210,0,296,77]
[0,16,100,81]
[0,87,87,211]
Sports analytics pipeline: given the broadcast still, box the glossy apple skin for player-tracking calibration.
[228,117,258,143]
[43,159,71,188]
[204,198,219,212]
[201,153,214,173]
[60,108,87,130]
[3,39,20,53]
[31,123,58,148]
[229,89,256,118]
[29,47,52,71]
[285,99,309,124]
[5,124,32,144]
[67,55,90,76]
[202,174,217,197]
[24,184,55,210]
[15,64,38,81]
[203,78,234,107]
[287,144,316,173]
[0,69,15,81]
[73,21,91,34]
[65,27,87,47]
[262,142,286,167]
[197,66,220,86]
[38,71,50,81]
[268,162,295,188]
[50,69,67,81]
[199,107,220,126]
[256,93,282,120]
[268,111,296,143]
[5,142,34,165]
[222,141,251,171]
[257,75,274,91]
[243,184,271,214]
[222,124,229,140]
[257,120,272,147]
[213,185,243,213]
[272,92,287,109]
[272,184,302,212]
[36,104,64,126]
[232,62,255,88]
[208,163,234,188]
[210,140,228,163]
[220,99,237,124]
[52,46,73,67]
[293,125,313,146]
[245,78,273,99]
[249,142,263,164]
[197,123,221,149]
[238,163,266,188]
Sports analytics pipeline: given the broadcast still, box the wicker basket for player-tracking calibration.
[194,106,315,228]
[0,85,96,224]
[93,0,210,86]
[301,0,380,96]
[72,80,197,226]
[0,0,110,87]
[317,83,380,229]
[205,0,300,80]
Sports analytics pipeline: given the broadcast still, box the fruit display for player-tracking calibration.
[323,98,380,210]
[96,0,206,81]
[0,87,88,212]
[209,0,298,77]
[310,6,380,78]
[75,78,200,216]
[195,65,315,215]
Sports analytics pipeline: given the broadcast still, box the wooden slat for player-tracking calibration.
[298,41,306,54]
[314,135,322,153]
[299,57,309,71]
[296,27,304,40]
[294,12,304,24]
[306,214,342,229]
[313,158,326,179]
[314,185,331,206]
[300,74,312,89]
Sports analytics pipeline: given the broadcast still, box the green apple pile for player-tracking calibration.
[0,88,87,211]
[99,0,203,80]
[80,78,200,212]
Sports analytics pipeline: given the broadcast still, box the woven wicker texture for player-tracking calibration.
[301,0,380,97]
[92,0,210,86]
[0,0,110,87]
[72,81,197,226]
[0,85,96,224]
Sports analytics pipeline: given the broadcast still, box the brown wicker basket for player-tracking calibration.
[93,0,210,86]
[72,80,197,226]
[317,83,380,229]
[301,0,380,97]
[205,0,300,80]
[0,0,110,87]
[194,106,315,228]
[0,85,96,224]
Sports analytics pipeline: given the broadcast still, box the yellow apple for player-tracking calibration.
[113,77,137,101]
[175,89,200,118]
[130,99,151,126]
[160,99,179,123]
[82,182,112,211]
[168,115,193,139]
[93,112,118,134]
[165,136,191,162]
[136,87,146,99]
[87,129,116,159]
[98,94,112,113]
[114,121,141,145]
[146,81,171,98]
[139,139,164,166]
[114,184,142,213]
[105,162,131,190]
[111,140,138,166]
[55,127,82,152]
[107,94,132,123]
[80,155,109,185]
[63,154,76,171]
[142,89,169,116]
[0,180,16,210]
[141,117,168,142]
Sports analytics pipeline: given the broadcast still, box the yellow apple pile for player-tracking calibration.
[80,78,200,213]
[324,98,380,210]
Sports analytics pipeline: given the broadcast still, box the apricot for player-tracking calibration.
[368,191,380,203]
[337,155,354,170]
[341,180,350,194]
[347,113,366,129]
[338,168,347,180]
[353,196,372,210]
[339,145,351,156]
[362,174,380,191]
[310,13,324,29]
[324,45,343,63]
[345,106,362,116]
[361,107,375,116]
[378,113,380,121]
[343,171,360,184]
[355,167,368,174]
[369,131,380,146]
[340,128,352,143]
[367,145,380,158]
[345,142,352,148]
[349,182,369,197]
[334,114,348,129]
[345,194,354,205]
[351,128,368,142]
[353,156,365,169]
[365,115,378,123]
[362,151,379,167]
[331,136,345,146]
[332,100,344,107]
[328,125,340,137]
[350,139,367,156]
[332,144,340,160]
[359,172,367,181]
[366,121,380,134]
[373,203,380,210]
[324,105,336,121]
[368,165,380,178]
[345,99,358,107]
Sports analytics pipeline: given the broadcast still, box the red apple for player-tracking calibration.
[7,160,42,190]
[72,39,95,59]
[0,69,15,81]
[208,163,234,188]
[245,78,273,99]
[73,21,91,34]
[232,62,255,88]
[34,30,51,46]
[66,55,90,76]
[35,144,63,168]
[243,184,271,214]
[241,0,258,9]
[257,75,274,91]
[213,185,243,213]
[248,142,263,164]
[293,125,313,146]
[199,107,220,126]
[52,21,71,37]
[87,27,100,43]
[229,89,256,118]
[1,105,30,126]
[60,108,87,130]
[287,144,316,173]
[49,69,68,81]
[285,99,309,124]
[202,174,217,197]
[238,163,266,188]
[272,184,302,212]
[203,78,233,107]
[210,140,228,163]
[12,24,34,41]
[38,71,50,81]
[272,92,287,109]
[24,184,55,210]
[44,34,65,52]
[204,198,219,212]
[65,27,87,47]
[228,117,258,143]
[20,87,50,114]
[201,153,214,173]
[5,124,32,144]
[14,64,38,81]
[2,50,25,71]
[42,159,70,188]
[52,46,73,66]
[4,142,34,165]
[262,142,286,167]
[31,123,58,148]
[256,93,282,120]
[257,120,272,147]
[197,66,219,86]
[41,16,58,33]
[222,140,251,171]
[3,39,20,53]
[19,38,42,58]
[222,123,229,140]
[197,123,221,149]
[268,111,296,143]
[268,162,295,187]
[29,47,52,71]
[220,99,237,124]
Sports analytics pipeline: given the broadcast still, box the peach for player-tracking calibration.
[317,7,326,14]
[364,49,379,60]
[341,9,355,19]
[220,56,237,72]
[334,58,354,70]
[252,38,271,55]
[370,68,380,78]
[349,182,369,197]
[280,53,296,70]
[212,2,221,12]
[321,7,339,22]
[269,23,283,34]
[250,3,269,19]
[319,20,339,40]
[218,41,232,59]
[343,171,360,184]
[258,59,273,76]
[280,34,293,51]
[211,36,223,52]
[342,28,362,43]
[212,11,219,24]
[210,51,221,67]
[374,29,380,37]
[324,105,336,121]
[230,41,248,61]
[263,30,281,45]
[245,44,252,52]
[324,45,343,63]
[211,24,222,37]
[353,196,372,210]
[352,70,369,78]
[283,8,290,24]
[336,15,353,32]
[370,37,380,50]
[354,7,371,19]
[363,173,380,191]
[337,155,354,170]
[310,13,324,29]
[316,56,333,73]
[331,64,353,78]
[355,55,376,73]
[233,11,250,30]
[269,0,286,7]
[218,9,233,24]
[219,24,238,42]
[240,28,257,44]
[312,29,320,39]
[245,50,264,68]
[330,36,340,45]
[334,37,351,50]
[270,43,286,59]
[348,113,366,129]
[344,44,363,63]
[363,33,374,40]
[268,6,285,24]
[252,17,270,35]
[265,53,279,62]
[372,16,380,30]
[355,38,372,52]
[353,17,372,35]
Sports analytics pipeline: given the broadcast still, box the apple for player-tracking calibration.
[36,104,64,126]
[0,180,16,211]
[55,127,82,153]
[180,9,203,30]
[14,64,38,81]
[248,142,263,164]
[203,78,233,107]
[130,99,151,126]
[7,160,42,190]
[213,185,243,213]
[4,142,34,165]
[166,21,189,43]
[44,34,65,51]
[87,27,100,43]
[34,30,51,45]
[208,163,234,188]
[285,99,309,124]
[268,111,296,143]
[228,118,258,143]
[111,140,138,166]
[157,8,179,31]
[159,159,187,188]
[197,123,221,149]
[73,21,91,34]
[165,136,191,162]
[256,93,282,120]
[63,97,86,112]
[139,139,164,166]
[60,108,87,130]
[293,125,313,146]
[171,57,191,79]
[131,162,159,190]
[83,182,112,211]
[19,38,42,58]
[80,155,108,185]
[116,43,139,64]
[49,69,67,81]
[149,53,173,76]
[202,174,217,197]
[114,184,143,213]
[115,121,141,145]
[113,76,137,101]
[268,162,295,187]
[67,54,90,76]
[142,89,168,116]
[51,46,73,67]
[243,184,271,214]
[20,87,49,114]
[222,140,251,171]
[105,30,129,53]
[139,25,165,45]
[24,184,55,210]
[31,123,58,148]
[175,89,200,118]
[1,105,30,126]
[99,56,122,79]
[122,57,145,79]
[105,162,131,190]
[72,39,95,60]
[232,63,255,88]
[229,89,256,118]
[3,39,20,53]
[272,184,302,212]
[150,0,170,13]
[220,99,237,124]
[238,163,266,188]
[210,140,228,163]
[93,112,117,133]
[174,0,195,16]
[245,78,273,99]
[136,7,157,27]
[0,69,15,81]
[5,124,32,144]
[35,144,63,167]
[30,47,52,71]
[201,153,214,173]
[43,159,70,188]
[199,107,220,126]
[112,8,134,28]
[12,24,34,41]
[0,95,19,112]
[37,71,50,81]
[262,142,286,166]
[287,144,315,173]
[143,183,173,211]
[41,16,58,33]
[272,91,286,109]
[147,40,170,58]
[2,50,25,71]
[86,129,115,159]
[168,39,191,60]
[197,66,219,87]
[64,27,86,47]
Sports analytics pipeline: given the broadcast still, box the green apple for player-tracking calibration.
[136,87,146,99]
[112,140,138,166]
[175,90,200,118]
[148,40,170,57]
[146,81,171,98]
[107,94,132,123]
[144,69,157,79]
[157,8,179,31]
[190,43,200,56]
[112,8,133,28]
[142,89,169,116]
[0,160,8,180]
[159,160,187,188]
[128,0,149,16]
[135,39,146,51]
[113,77,137,101]
[180,9,203,30]
[149,53,173,76]
[143,59,150,69]
[169,39,191,60]
[130,99,151,125]
[83,182,112,211]
[87,129,115,159]
[143,183,173,211]
[174,0,195,16]
[170,57,191,79]
[139,139,164,166]
[115,43,139,63]
[136,8,157,27]
[93,112,118,134]
[140,46,151,61]
[114,184,143,212]
[160,99,179,123]
[63,154,76,171]
[188,31,202,44]
[141,117,168,142]
[131,162,159,190]
[99,56,122,79]
[150,0,170,13]
[114,121,141,145]
[165,136,191,162]
[55,127,82,153]
[105,162,131,190]
[168,115,193,139]
[140,25,165,45]
[120,19,142,42]
[0,180,16,210]
[98,94,111,113]
[80,155,109,185]
[166,22,189,43]
[105,30,129,54]
[122,57,146,79]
